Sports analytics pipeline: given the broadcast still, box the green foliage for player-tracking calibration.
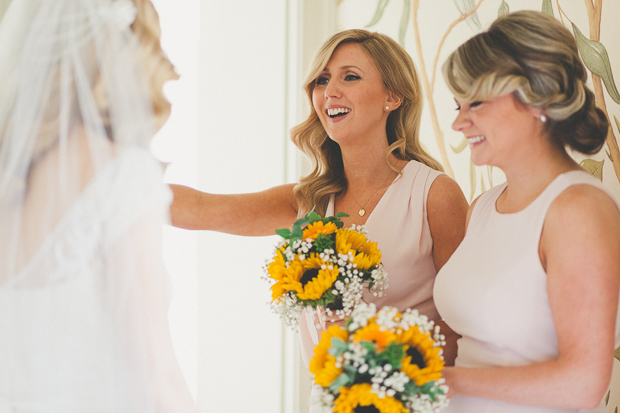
[451,136,468,153]
[366,0,391,27]
[329,337,349,357]
[398,0,411,46]
[541,0,554,17]
[580,159,605,181]
[275,208,349,245]
[498,0,509,17]
[572,23,620,104]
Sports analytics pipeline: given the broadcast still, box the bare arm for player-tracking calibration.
[426,174,469,271]
[426,174,469,366]
[444,185,620,409]
[169,183,299,236]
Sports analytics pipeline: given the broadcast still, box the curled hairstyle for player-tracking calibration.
[442,10,608,155]
[291,29,442,216]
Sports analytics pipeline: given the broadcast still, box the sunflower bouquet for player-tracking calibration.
[263,210,388,330]
[310,303,449,413]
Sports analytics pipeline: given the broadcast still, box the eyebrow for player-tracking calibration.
[320,65,365,74]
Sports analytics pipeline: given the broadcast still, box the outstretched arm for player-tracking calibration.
[169,183,299,236]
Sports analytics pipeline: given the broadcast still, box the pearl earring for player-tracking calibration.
[540,114,547,123]
[385,106,390,110]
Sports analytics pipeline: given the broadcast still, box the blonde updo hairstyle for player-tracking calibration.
[292,29,443,216]
[442,10,608,155]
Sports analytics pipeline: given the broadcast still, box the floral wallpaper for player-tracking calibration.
[336,0,619,410]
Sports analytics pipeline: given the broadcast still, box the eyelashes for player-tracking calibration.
[315,73,362,86]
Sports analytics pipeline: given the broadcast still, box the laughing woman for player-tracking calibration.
[170,29,468,371]
[434,11,620,412]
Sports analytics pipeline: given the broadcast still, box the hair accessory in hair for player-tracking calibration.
[102,0,137,30]
[540,114,547,123]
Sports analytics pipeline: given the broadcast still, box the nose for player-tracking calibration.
[452,109,471,132]
[324,79,341,99]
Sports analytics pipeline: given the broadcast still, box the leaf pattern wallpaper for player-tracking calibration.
[336,0,619,409]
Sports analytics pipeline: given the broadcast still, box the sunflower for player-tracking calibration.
[352,322,396,351]
[351,242,382,270]
[310,324,349,387]
[268,249,289,301]
[279,259,340,301]
[395,326,444,386]
[333,383,408,413]
[335,228,368,255]
[303,221,338,240]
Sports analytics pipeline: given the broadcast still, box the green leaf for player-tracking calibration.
[580,158,604,181]
[498,0,509,17]
[275,228,290,239]
[451,137,468,153]
[469,159,476,202]
[306,211,322,223]
[328,372,354,393]
[541,0,554,17]
[452,0,482,33]
[329,337,348,357]
[572,23,620,104]
[365,0,391,28]
[359,341,377,353]
[398,0,411,46]
[335,212,350,218]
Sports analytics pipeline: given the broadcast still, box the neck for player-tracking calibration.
[498,141,580,212]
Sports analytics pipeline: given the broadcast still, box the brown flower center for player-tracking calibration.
[354,405,381,413]
[406,346,426,369]
[300,268,320,286]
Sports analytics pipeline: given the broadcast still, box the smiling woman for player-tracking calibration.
[435,10,620,413]
[169,28,469,412]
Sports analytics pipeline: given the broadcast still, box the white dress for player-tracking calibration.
[0,148,196,412]
[434,171,620,413]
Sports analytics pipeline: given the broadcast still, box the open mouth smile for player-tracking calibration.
[326,107,351,119]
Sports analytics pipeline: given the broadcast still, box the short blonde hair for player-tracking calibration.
[443,10,608,154]
[292,29,442,216]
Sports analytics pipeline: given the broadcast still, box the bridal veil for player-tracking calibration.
[0,0,196,411]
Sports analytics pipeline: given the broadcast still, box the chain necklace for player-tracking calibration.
[350,171,394,217]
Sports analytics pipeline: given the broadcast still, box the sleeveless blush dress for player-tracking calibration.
[434,171,620,413]
[300,160,443,366]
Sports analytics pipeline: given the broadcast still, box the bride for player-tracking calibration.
[0,0,196,411]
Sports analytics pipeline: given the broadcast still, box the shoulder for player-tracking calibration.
[427,175,468,223]
[547,183,619,225]
[541,182,620,268]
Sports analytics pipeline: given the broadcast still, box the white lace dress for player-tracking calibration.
[0,148,196,412]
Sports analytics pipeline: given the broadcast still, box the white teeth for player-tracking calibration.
[467,135,485,144]
[327,107,351,117]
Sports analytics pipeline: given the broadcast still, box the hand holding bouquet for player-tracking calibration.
[263,210,388,330]
[310,303,449,413]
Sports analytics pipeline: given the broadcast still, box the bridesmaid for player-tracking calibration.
[434,11,620,412]
[170,29,468,368]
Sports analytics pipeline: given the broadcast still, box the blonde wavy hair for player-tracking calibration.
[292,29,443,216]
[443,10,608,155]
[27,0,177,161]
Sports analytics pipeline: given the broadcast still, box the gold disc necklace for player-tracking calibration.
[351,171,393,217]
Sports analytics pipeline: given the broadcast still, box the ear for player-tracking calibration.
[385,91,403,111]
